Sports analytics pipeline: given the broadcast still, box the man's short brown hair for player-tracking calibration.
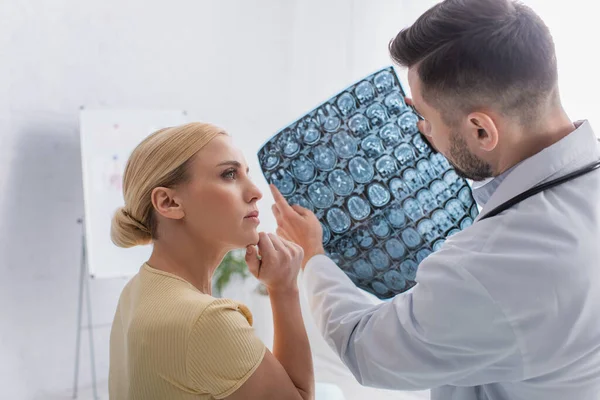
[390,0,558,124]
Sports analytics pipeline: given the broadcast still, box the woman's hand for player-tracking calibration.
[245,233,304,295]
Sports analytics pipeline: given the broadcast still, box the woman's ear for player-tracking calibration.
[151,187,185,220]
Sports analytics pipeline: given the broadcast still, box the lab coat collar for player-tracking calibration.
[470,163,518,208]
[475,120,600,221]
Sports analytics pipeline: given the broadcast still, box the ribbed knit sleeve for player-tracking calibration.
[186,299,266,399]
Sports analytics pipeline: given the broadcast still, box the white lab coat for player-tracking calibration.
[303,121,600,400]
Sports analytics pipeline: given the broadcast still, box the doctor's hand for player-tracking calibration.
[269,184,325,269]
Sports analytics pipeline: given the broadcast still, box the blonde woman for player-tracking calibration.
[108,122,314,400]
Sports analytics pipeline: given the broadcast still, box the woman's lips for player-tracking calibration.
[244,211,260,224]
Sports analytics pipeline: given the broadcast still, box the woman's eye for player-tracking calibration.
[222,169,237,180]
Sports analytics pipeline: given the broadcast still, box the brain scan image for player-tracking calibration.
[353,258,374,279]
[444,170,462,193]
[261,145,280,171]
[389,178,410,199]
[317,104,342,133]
[379,123,402,147]
[430,179,453,203]
[401,227,422,249]
[354,227,375,249]
[348,156,375,184]
[384,91,409,115]
[337,238,359,260]
[271,169,296,196]
[328,169,355,196]
[416,189,438,214]
[374,70,394,93]
[384,204,407,228]
[347,196,371,221]
[375,155,398,178]
[297,118,321,145]
[400,259,418,281]
[331,131,358,158]
[361,135,385,158]
[432,209,454,232]
[355,81,376,104]
[367,183,391,207]
[312,145,337,171]
[417,219,440,242]
[431,153,451,173]
[337,92,357,116]
[403,198,423,221]
[371,215,392,238]
[413,135,429,155]
[369,248,390,271]
[385,238,406,260]
[395,143,416,167]
[348,113,370,138]
[366,102,388,126]
[383,269,406,291]
[277,130,301,158]
[404,168,423,191]
[398,112,419,135]
[259,67,477,299]
[308,182,335,209]
[327,207,351,233]
[458,186,474,207]
[417,159,437,182]
[445,199,465,221]
[291,156,317,183]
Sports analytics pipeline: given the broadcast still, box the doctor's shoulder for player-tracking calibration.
[418,205,599,298]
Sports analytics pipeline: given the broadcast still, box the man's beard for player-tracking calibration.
[447,131,493,181]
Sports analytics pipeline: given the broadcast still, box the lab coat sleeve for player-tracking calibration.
[303,254,523,391]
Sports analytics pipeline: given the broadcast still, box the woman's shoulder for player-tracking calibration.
[132,264,255,328]
[196,298,255,327]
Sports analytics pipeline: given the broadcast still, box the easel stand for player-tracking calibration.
[72,218,99,399]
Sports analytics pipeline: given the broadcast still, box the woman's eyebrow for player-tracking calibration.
[216,160,249,173]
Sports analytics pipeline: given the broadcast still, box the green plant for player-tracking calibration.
[212,250,250,297]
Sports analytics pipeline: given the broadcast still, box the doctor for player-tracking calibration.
[270,0,600,399]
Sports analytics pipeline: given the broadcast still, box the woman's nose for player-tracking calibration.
[247,181,263,202]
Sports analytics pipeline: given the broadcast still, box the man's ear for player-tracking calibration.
[466,112,499,152]
[151,187,185,220]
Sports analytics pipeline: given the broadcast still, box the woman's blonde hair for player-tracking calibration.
[111,122,225,248]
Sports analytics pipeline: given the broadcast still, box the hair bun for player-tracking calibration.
[110,207,152,248]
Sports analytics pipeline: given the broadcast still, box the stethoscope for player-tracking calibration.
[478,160,600,221]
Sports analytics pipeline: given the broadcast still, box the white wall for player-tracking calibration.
[2,0,595,399]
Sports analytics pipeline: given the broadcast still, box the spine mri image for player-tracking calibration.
[258,67,478,299]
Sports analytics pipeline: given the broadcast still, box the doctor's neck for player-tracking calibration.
[492,99,576,177]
